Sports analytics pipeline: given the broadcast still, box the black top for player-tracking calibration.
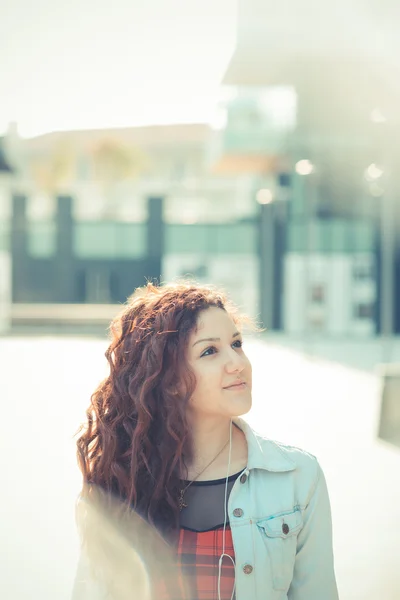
[179,470,244,532]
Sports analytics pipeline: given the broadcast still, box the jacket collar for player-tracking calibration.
[233,417,296,473]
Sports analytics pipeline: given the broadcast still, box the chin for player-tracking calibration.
[231,398,252,417]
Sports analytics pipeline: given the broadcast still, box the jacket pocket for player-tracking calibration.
[256,509,303,591]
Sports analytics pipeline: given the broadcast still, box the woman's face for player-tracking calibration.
[186,307,252,420]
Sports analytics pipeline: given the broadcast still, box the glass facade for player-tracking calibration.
[287,218,375,253]
[165,223,257,255]
[73,222,146,258]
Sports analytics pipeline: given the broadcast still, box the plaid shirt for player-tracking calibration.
[156,525,236,600]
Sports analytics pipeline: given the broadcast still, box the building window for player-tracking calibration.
[73,222,146,259]
[310,283,325,304]
[28,221,56,257]
[353,263,375,281]
[354,303,374,319]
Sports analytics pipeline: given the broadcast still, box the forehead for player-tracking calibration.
[192,307,237,336]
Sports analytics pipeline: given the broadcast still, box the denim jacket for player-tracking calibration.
[227,417,339,599]
[72,417,339,600]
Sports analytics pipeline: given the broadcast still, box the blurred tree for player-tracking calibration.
[92,138,148,219]
[30,139,75,194]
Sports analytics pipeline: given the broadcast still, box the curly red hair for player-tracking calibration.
[76,280,243,541]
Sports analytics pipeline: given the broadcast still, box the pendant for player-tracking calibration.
[178,489,187,511]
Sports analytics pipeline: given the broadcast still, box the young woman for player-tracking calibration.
[73,281,339,600]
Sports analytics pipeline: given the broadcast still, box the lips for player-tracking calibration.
[224,380,246,390]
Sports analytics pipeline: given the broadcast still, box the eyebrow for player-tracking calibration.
[192,331,241,347]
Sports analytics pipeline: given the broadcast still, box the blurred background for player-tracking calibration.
[1,1,400,599]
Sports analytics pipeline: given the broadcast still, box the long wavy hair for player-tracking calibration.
[76,280,244,543]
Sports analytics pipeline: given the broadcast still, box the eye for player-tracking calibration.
[232,339,243,349]
[200,346,217,357]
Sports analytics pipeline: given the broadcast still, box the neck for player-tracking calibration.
[186,416,233,472]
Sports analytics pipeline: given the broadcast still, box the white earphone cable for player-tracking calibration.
[217,418,236,600]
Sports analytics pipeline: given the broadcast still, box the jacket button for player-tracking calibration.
[233,508,244,518]
[242,564,253,575]
[240,473,247,484]
[282,523,289,535]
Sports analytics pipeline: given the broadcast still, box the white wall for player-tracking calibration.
[284,252,376,336]
[283,253,307,333]
[235,0,392,59]
[327,255,352,335]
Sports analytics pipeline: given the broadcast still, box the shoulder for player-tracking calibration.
[236,417,322,485]
[255,433,318,472]
[264,436,319,469]
[250,427,322,500]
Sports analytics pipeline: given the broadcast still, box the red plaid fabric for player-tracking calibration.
[156,525,236,600]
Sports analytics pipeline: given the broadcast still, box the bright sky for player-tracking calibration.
[0,0,237,138]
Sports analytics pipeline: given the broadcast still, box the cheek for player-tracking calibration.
[196,369,217,391]
[191,364,222,399]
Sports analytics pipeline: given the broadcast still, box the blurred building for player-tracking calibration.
[6,0,400,338]
[210,0,400,336]
[7,124,260,323]
[0,135,14,333]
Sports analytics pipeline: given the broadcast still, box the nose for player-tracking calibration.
[225,348,245,374]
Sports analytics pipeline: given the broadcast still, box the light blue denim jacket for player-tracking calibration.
[229,417,339,599]
[72,417,339,600]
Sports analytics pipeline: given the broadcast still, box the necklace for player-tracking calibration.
[178,438,230,511]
